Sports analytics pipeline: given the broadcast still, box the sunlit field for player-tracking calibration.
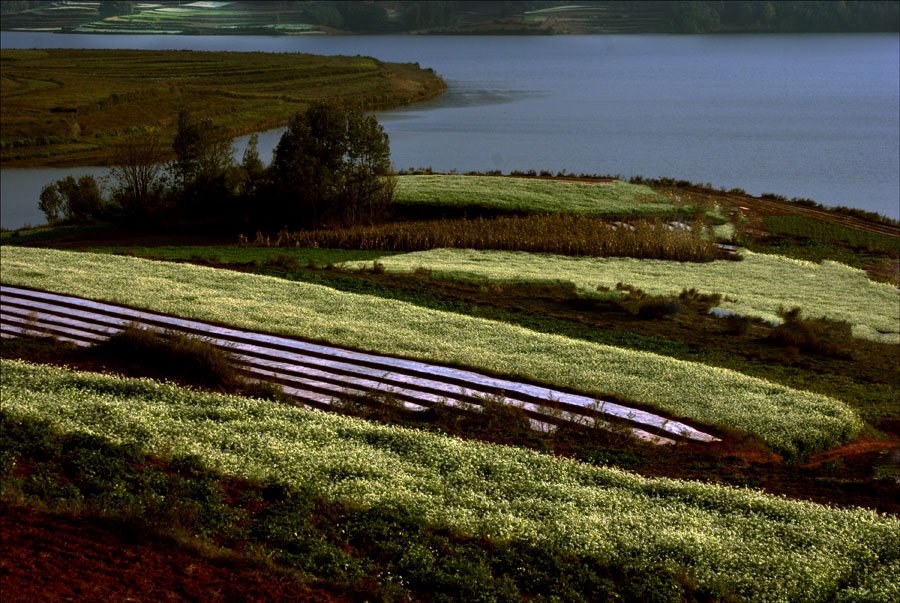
[343,248,900,343]
[0,246,863,457]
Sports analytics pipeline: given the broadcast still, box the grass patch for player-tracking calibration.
[0,412,717,602]
[239,262,898,432]
[761,215,899,253]
[88,245,396,268]
[0,223,110,246]
[745,215,900,284]
[393,176,690,218]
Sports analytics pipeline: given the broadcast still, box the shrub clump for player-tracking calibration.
[89,326,287,400]
[766,306,855,359]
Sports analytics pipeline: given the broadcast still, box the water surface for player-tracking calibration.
[2,32,897,228]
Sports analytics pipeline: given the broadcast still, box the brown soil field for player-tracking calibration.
[0,503,347,602]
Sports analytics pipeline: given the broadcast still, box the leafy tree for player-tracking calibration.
[301,1,344,28]
[670,0,721,33]
[403,1,458,29]
[337,1,388,31]
[99,1,135,18]
[169,110,234,191]
[39,175,105,225]
[270,102,393,228]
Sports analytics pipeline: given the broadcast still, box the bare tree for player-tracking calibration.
[109,129,168,217]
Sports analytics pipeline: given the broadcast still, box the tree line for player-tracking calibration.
[39,103,394,233]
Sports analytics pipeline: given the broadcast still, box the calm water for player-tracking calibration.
[2,32,898,229]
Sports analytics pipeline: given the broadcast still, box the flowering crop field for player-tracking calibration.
[394,175,687,217]
[344,248,900,344]
[2,360,897,603]
[0,246,864,457]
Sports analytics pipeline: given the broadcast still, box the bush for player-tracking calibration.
[89,326,264,393]
[39,175,106,225]
[766,306,855,359]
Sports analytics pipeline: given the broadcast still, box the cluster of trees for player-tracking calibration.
[290,1,898,34]
[668,1,900,33]
[39,103,394,232]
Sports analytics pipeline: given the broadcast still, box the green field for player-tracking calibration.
[0,246,864,458]
[394,176,693,218]
[0,49,445,167]
[2,359,896,603]
[343,248,900,344]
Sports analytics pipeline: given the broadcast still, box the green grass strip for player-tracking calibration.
[343,248,900,344]
[1,360,897,603]
[0,246,863,458]
[394,176,684,217]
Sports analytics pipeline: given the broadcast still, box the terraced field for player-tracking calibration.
[0,246,865,458]
[343,248,900,343]
[0,284,717,445]
[1,174,897,601]
[0,49,446,166]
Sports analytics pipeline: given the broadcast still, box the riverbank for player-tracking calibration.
[0,49,446,168]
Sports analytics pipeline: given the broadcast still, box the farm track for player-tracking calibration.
[0,285,720,446]
[689,186,900,238]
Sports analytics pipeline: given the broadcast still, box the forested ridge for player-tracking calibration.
[3,1,897,35]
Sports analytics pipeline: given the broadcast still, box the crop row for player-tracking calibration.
[342,248,900,344]
[1,360,897,603]
[0,246,863,457]
[249,214,733,262]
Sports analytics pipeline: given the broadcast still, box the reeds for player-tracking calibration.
[250,214,734,263]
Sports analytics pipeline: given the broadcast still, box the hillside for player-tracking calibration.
[2,173,898,600]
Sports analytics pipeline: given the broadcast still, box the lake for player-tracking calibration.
[2,32,898,229]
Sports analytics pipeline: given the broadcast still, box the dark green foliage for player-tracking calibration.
[336,0,388,31]
[403,0,459,29]
[678,288,722,311]
[767,306,855,359]
[667,0,900,33]
[38,174,105,225]
[300,1,344,28]
[99,1,134,18]
[762,214,899,254]
[167,110,236,216]
[637,298,684,319]
[270,102,393,228]
[91,326,241,390]
[87,326,289,401]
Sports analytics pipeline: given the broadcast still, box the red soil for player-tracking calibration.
[0,503,347,603]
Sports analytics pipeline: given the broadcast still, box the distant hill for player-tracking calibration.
[2,1,898,35]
